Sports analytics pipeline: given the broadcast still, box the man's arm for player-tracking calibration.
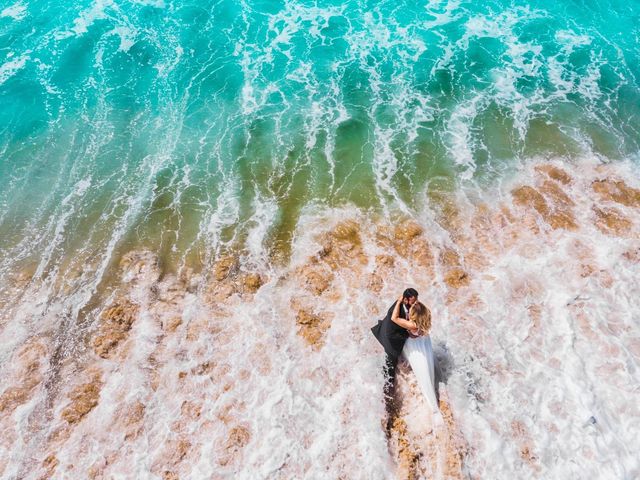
[386,301,398,321]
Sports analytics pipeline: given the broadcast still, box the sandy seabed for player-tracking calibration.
[1,159,640,479]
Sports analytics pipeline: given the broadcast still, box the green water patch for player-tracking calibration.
[119,162,214,275]
[304,130,334,197]
[141,168,184,269]
[479,104,518,159]
[612,85,640,155]
[522,117,578,158]
[265,171,312,261]
[522,101,625,161]
[466,102,531,185]
[331,116,378,205]
[582,121,625,160]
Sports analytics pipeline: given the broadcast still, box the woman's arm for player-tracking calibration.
[391,295,417,330]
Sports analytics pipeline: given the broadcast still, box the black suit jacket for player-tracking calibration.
[371,301,409,361]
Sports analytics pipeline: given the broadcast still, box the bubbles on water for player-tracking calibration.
[2,158,640,478]
[0,2,27,21]
[1,0,640,476]
[0,55,28,86]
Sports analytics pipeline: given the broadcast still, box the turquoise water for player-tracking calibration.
[1,5,640,476]
[1,0,639,273]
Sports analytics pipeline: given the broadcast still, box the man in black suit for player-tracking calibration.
[371,288,419,404]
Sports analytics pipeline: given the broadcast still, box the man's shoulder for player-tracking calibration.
[383,301,396,321]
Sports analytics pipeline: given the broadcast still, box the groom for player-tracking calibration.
[371,288,419,401]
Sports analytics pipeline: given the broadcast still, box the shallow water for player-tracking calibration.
[1,0,640,478]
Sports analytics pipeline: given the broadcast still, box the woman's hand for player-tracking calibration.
[391,295,416,331]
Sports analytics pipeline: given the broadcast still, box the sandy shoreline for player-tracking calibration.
[1,159,640,479]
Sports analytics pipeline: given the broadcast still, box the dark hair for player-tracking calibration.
[403,288,419,299]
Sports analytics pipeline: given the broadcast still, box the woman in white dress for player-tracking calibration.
[391,297,439,413]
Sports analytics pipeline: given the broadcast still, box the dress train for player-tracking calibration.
[402,335,439,414]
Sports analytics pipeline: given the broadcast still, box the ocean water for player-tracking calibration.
[1,0,639,478]
[2,0,639,270]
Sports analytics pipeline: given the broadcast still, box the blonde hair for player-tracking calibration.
[409,301,431,334]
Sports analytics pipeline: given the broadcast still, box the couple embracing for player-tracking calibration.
[371,288,439,417]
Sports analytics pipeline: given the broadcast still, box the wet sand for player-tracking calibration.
[1,159,640,479]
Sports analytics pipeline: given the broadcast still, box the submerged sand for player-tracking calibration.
[1,159,640,479]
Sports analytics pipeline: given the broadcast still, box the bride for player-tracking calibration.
[391,296,439,413]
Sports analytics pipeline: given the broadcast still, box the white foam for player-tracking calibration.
[111,25,137,52]
[0,2,27,20]
[423,0,463,28]
[203,178,241,254]
[0,55,28,86]
[445,97,483,179]
[3,159,640,478]
[129,0,164,7]
[555,30,592,54]
[72,0,112,36]
[154,45,183,78]
[244,194,278,269]
[53,0,113,40]
[577,57,603,101]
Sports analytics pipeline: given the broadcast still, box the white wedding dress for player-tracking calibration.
[402,334,439,413]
